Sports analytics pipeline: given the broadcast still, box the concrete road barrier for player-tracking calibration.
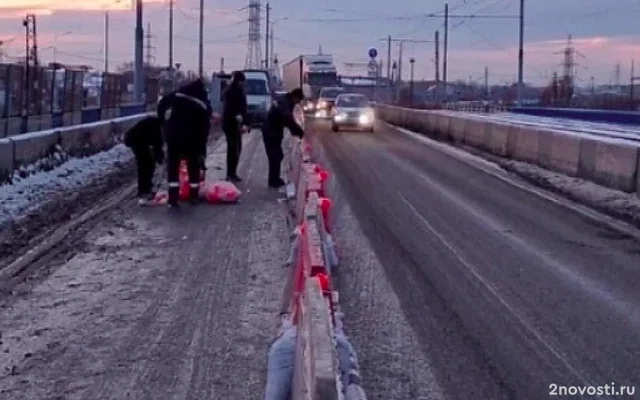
[578,139,640,193]
[0,113,149,184]
[463,118,489,148]
[376,105,640,196]
[0,138,13,182]
[484,122,513,157]
[448,115,467,143]
[510,126,541,163]
[291,277,341,400]
[435,113,451,139]
[538,131,582,176]
[12,129,61,166]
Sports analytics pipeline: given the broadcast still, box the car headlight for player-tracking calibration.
[358,113,372,124]
[335,113,347,122]
[317,100,327,109]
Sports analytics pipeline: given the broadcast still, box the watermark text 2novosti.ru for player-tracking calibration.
[550,383,635,397]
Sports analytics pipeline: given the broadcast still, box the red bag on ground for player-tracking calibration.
[205,181,242,204]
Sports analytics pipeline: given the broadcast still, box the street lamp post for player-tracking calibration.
[104,0,123,73]
[53,31,71,64]
[409,57,415,107]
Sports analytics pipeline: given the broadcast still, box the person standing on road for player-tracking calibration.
[124,115,165,205]
[157,78,212,207]
[221,71,249,182]
[262,88,305,188]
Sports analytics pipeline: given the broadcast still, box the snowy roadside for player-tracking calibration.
[0,145,135,263]
[496,158,640,228]
[0,144,133,226]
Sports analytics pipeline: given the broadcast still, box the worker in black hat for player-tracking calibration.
[221,71,249,182]
[262,88,305,188]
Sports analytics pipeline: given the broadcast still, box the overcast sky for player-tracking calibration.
[0,0,638,85]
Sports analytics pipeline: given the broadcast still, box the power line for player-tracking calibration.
[144,22,155,65]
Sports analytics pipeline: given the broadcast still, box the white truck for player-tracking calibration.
[281,54,338,100]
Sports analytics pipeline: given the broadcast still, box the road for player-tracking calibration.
[0,132,289,400]
[313,120,640,399]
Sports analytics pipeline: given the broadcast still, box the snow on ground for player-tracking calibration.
[0,144,133,226]
[498,158,640,228]
[459,112,640,142]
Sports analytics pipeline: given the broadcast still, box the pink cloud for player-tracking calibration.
[445,36,640,84]
[0,0,166,19]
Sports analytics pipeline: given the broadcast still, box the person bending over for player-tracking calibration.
[261,88,305,188]
[157,78,212,207]
[124,115,164,205]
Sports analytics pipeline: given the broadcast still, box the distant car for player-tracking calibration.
[314,86,346,118]
[331,93,375,132]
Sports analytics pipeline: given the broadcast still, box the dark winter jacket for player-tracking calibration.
[262,95,304,140]
[124,115,165,163]
[157,79,212,155]
[221,82,249,131]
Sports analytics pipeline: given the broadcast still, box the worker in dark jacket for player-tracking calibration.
[157,78,212,206]
[221,71,249,182]
[262,88,305,188]
[124,115,164,204]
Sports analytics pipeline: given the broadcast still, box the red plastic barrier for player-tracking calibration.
[319,197,332,233]
[292,223,308,325]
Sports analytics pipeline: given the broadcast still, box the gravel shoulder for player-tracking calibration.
[0,131,289,400]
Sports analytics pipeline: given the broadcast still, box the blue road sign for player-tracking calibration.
[368,48,377,58]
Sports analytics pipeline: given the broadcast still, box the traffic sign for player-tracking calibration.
[368,48,377,58]
[367,60,378,77]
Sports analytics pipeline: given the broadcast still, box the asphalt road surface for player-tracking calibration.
[313,120,640,399]
[0,132,289,400]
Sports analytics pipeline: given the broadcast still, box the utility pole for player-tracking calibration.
[134,0,144,102]
[398,42,403,82]
[144,23,155,66]
[435,30,440,101]
[270,26,274,66]
[443,3,448,96]
[409,57,415,106]
[169,0,173,70]
[484,66,489,100]
[198,0,204,77]
[631,60,639,101]
[516,0,524,106]
[386,35,392,80]
[379,37,434,83]
[104,11,109,72]
[23,14,38,122]
[265,2,270,70]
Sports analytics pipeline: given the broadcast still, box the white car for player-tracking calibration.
[330,93,375,132]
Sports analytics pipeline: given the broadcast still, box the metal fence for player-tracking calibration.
[0,63,175,138]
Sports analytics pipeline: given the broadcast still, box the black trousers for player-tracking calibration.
[262,133,283,184]
[132,146,155,196]
[223,127,242,178]
[166,140,201,203]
